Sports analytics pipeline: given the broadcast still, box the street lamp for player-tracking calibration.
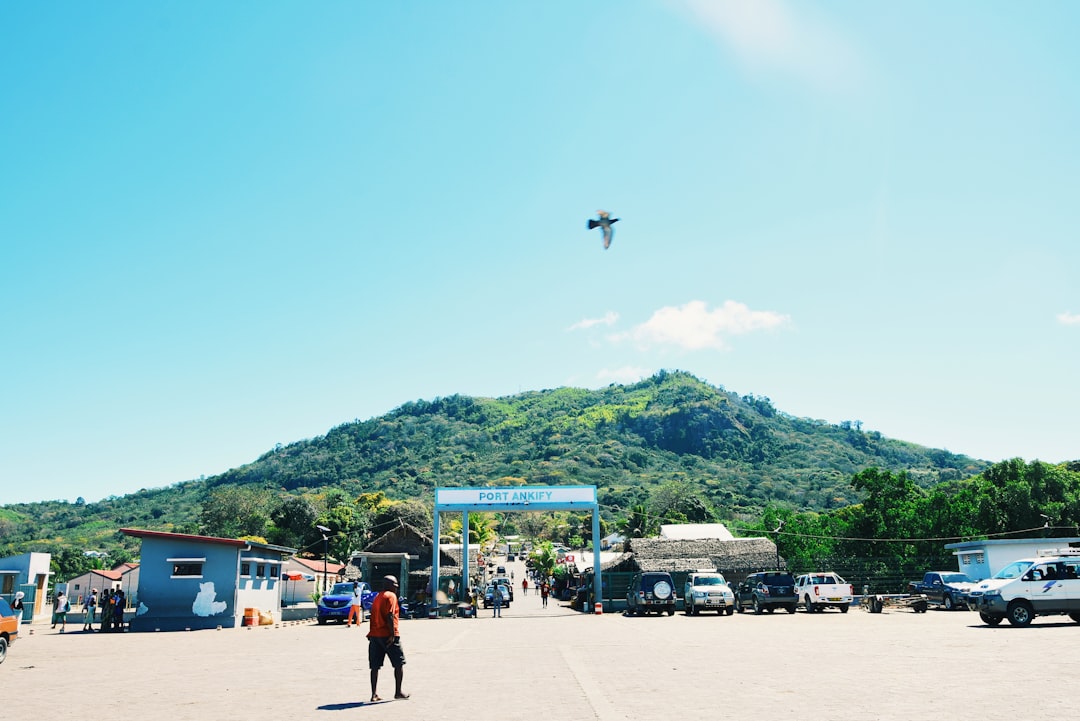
[316,525,331,595]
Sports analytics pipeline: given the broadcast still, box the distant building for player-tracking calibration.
[944,537,1080,581]
[281,556,344,603]
[0,551,51,623]
[659,523,735,541]
[121,528,296,631]
[66,563,140,606]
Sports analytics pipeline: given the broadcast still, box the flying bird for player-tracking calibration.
[587,210,619,249]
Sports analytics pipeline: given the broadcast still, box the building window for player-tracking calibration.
[256,564,266,578]
[962,555,971,565]
[240,563,251,577]
[171,563,203,577]
[268,565,279,579]
[976,553,985,564]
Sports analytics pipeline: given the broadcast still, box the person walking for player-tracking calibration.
[347,582,364,627]
[492,584,503,618]
[540,582,549,608]
[83,588,98,631]
[522,578,528,597]
[367,575,408,703]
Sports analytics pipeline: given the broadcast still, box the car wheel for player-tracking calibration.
[1069,612,1080,624]
[317,617,327,625]
[943,594,954,611]
[0,636,7,664]
[1006,600,1034,627]
[668,607,676,616]
[804,596,815,613]
[735,600,744,613]
[753,598,763,615]
[786,604,797,614]
[980,612,1003,626]
[839,605,848,614]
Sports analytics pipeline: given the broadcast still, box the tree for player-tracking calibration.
[199,486,273,539]
[268,495,319,548]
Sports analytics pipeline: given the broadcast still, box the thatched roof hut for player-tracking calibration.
[343,523,461,594]
[604,536,782,584]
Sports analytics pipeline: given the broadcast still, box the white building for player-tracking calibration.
[944,537,1080,581]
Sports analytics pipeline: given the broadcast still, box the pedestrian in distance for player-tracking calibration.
[100,589,113,632]
[112,589,125,632]
[493,584,503,618]
[83,588,98,631]
[347,581,364,627]
[11,591,25,626]
[52,591,69,632]
[367,575,408,703]
[522,578,528,596]
[540,582,549,608]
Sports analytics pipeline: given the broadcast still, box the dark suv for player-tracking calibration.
[735,572,798,614]
[626,571,677,616]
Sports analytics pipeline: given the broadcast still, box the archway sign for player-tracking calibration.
[432,485,602,615]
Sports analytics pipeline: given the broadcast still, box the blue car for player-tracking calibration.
[317,582,376,624]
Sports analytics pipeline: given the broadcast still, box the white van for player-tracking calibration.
[971,549,1080,627]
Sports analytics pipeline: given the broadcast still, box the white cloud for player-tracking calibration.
[675,0,862,93]
[614,300,790,351]
[568,311,620,331]
[596,366,653,385]
[1057,312,1080,326]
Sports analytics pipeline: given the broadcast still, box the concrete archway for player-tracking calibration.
[432,485,602,614]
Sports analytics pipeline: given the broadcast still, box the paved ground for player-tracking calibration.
[7,582,1080,719]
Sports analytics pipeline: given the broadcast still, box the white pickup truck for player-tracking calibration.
[794,572,853,613]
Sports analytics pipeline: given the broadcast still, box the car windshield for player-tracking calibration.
[811,575,839,584]
[330,583,358,595]
[694,576,725,586]
[993,561,1033,579]
[940,574,970,584]
[763,574,794,584]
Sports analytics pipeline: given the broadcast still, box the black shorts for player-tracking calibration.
[368,636,405,669]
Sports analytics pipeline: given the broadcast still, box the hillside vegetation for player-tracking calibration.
[0,370,1011,574]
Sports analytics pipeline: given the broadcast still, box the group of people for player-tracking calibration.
[49,588,126,633]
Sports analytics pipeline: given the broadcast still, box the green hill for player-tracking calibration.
[1,371,991,565]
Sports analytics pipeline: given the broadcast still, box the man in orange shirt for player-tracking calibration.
[367,575,408,702]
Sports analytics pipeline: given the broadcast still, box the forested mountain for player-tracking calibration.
[214,370,986,511]
[2,371,996,571]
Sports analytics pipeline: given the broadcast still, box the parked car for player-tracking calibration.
[973,552,1080,627]
[493,576,514,602]
[683,571,735,616]
[908,571,976,611]
[483,583,510,609]
[794,572,853,613]
[735,572,798,614]
[0,597,19,664]
[626,571,677,616]
[317,581,376,625]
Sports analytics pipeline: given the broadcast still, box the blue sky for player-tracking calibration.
[2,1,1077,505]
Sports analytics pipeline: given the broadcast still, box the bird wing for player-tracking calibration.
[588,219,600,230]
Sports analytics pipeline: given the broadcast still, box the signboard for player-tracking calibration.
[436,486,596,507]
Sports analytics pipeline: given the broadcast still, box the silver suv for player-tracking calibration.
[683,571,735,615]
